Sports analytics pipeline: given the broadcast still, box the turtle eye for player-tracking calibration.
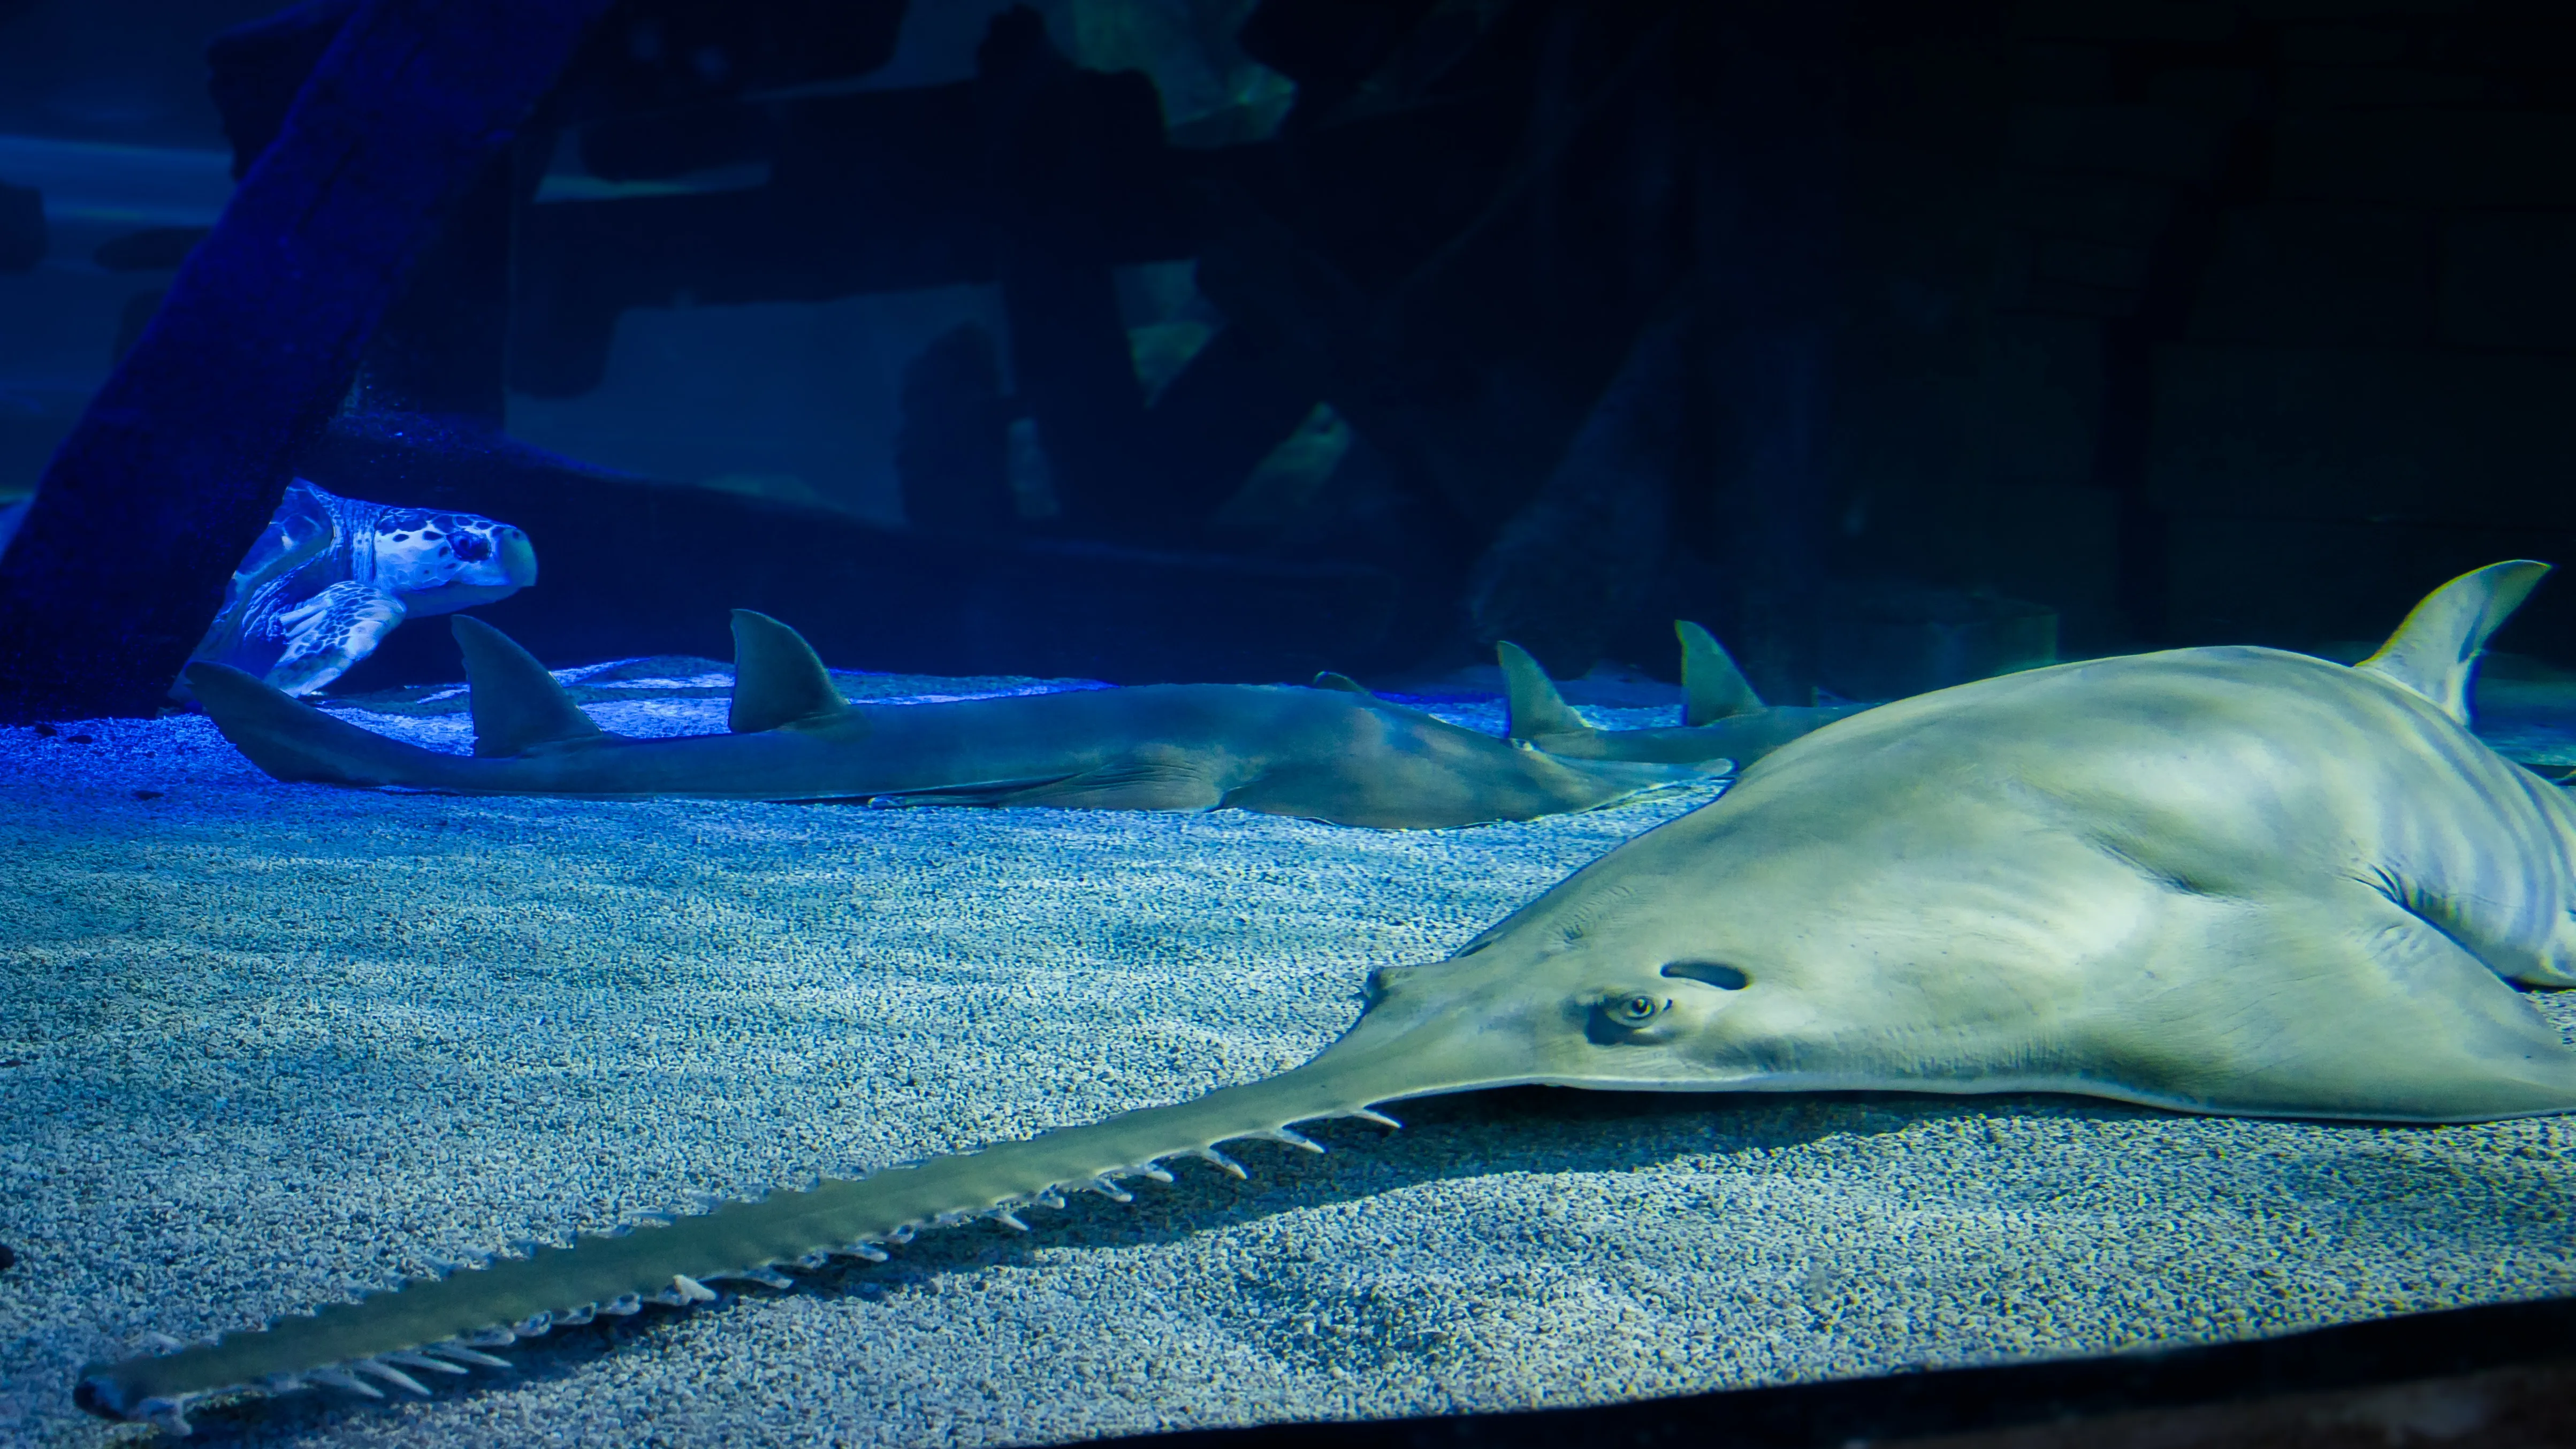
[450,532,492,563]
[1605,993,1665,1028]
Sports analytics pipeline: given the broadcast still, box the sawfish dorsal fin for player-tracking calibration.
[2356,560,2551,724]
[1498,640,1587,742]
[1678,620,1764,726]
[1311,670,1372,695]
[452,615,603,758]
[729,610,851,733]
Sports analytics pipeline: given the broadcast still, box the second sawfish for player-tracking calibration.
[185,613,1758,829]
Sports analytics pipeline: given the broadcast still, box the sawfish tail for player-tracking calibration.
[76,1024,1482,1433]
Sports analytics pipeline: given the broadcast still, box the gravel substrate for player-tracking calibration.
[3,670,2573,1447]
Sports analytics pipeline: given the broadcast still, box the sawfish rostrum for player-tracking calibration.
[184,612,1719,829]
[83,562,2576,1430]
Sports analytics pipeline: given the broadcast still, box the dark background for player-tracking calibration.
[3,0,2571,695]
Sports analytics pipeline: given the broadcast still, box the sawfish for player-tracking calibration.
[183,612,1726,829]
[1494,620,1869,765]
[82,561,2576,1431]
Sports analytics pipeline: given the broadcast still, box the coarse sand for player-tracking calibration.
[2,666,2573,1447]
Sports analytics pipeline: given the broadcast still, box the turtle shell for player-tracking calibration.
[183,482,536,693]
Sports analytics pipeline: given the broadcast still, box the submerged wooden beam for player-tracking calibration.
[0,0,613,723]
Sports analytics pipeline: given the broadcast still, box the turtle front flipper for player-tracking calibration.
[266,581,409,696]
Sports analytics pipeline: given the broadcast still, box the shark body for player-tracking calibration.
[184,612,1722,830]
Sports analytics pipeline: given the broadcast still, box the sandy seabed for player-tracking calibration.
[2,666,2573,1447]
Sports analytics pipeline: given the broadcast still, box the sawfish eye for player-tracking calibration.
[1606,993,1665,1027]
[1662,960,1749,990]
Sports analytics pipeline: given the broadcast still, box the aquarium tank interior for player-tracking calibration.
[5,0,2576,1444]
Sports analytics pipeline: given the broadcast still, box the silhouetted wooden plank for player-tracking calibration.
[976,9,1158,538]
[896,324,1017,535]
[0,0,614,723]
[1138,324,1321,533]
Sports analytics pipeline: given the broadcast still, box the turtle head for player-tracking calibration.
[371,508,539,615]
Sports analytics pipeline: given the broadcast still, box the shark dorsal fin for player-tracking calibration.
[1312,671,1372,695]
[1498,640,1587,742]
[729,610,851,733]
[2356,560,2551,724]
[452,615,603,758]
[1678,620,1764,726]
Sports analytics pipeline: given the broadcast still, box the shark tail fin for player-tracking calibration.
[452,615,603,758]
[1497,640,1587,743]
[1678,621,1764,726]
[729,611,851,733]
[184,661,466,787]
[2356,560,2551,725]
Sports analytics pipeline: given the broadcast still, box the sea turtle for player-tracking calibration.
[179,479,537,698]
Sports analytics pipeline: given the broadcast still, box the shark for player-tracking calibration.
[82,561,2576,1432]
[1493,620,1870,766]
[181,612,1728,830]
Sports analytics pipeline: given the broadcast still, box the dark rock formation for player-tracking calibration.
[92,227,208,272]
[1467,314,1686,678]
[0,0,615,723]
[896,324,1017,536]
[310,411,1403,688]
[0,179,41,274]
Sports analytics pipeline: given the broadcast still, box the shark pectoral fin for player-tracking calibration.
[450,615,605,758]
[1310,671,1372,696]
[2357,560,2551,724]
[1498,640,1587,743]
[858,775,1085,807]
[1000,750,1228,813]
[729,611,853,733]
[867,758,1223,813]
[1677,621,1765,726]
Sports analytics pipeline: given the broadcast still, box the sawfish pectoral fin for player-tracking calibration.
[2094,885,2576,1123]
